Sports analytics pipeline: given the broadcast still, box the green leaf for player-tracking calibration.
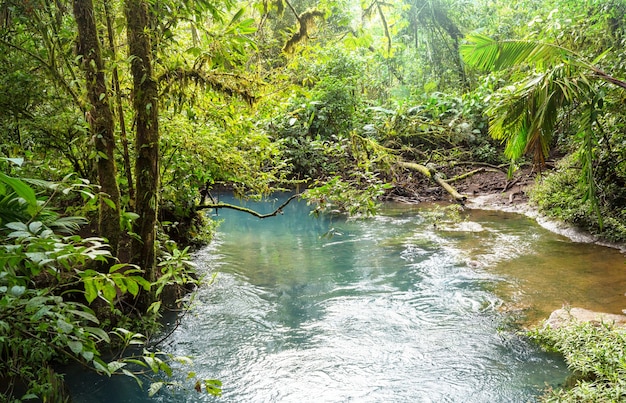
[68,309,99,324]
[93,357,110,375]
[57,319,74,334]
[82,350,94,362]
[122,369,143,387]
[143,356,160,373]
[175,356,193,365]
[147,300,161,315]
[113,275,127,293]
[1,157,24,166]
[28,221,42,234]
[126,278,139,296]
[103,284,117,303]
[0,172,37,208]
[134,276,151,291]
[5,222,27,231]
[228,8,244,27]
[103,197,116,210]
[205,379,223,396]
[9,285,26,297]
[67,340,83,354]
[83,278,98,303]
[85,326,110,343]
[148,381,164,397]
[107,361,126,372]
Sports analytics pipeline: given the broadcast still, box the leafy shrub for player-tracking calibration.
[529,321,626,402]
[530,155,626,242]
[304,173,392,217]
[0,169,217,400]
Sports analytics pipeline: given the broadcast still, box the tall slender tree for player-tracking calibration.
[125,0,160,283]
[73,0,122,258]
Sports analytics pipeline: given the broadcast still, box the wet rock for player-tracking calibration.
[544,307,626,329]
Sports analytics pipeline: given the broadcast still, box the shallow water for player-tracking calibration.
[66,195,626,402]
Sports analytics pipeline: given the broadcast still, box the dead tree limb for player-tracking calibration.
[398,161,467,203]
[196,194,301,219]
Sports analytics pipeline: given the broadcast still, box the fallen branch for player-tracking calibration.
[451,161,509,171]
[447,168,486,183]
[195,194,301,219]
[398,161,467,203]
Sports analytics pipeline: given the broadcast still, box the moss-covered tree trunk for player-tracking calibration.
[73,0,122,259]
[125,0,159,283]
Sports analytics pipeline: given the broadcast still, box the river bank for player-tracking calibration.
[433,165,626,253]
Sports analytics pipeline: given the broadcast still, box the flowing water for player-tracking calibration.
[67,194,626,402]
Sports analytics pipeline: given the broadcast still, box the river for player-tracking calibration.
[66,194,626,402]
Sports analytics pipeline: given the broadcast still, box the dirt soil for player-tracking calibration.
[388,163,537,207]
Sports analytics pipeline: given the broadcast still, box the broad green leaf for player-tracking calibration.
[83,278,98,303]
[103,197,116,209]
[82,350,94,362]
[113,275,127,293]
[1,157,24,166]
[102,282,117,303]
[0,172,37,208]
[67,340,83,354]
[126,278,139,296]
[68,309,99,324]
[85,326,110,343]
[5,222,27,231]
[28,221,42,234]
[205,379,223,396]
[133,276,151,291]
[57,319,74,334]
[9,285,25,297]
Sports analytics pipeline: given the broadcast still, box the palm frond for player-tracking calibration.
[577,100,603,229]
[486,64,593,165]
[461,34,573,71]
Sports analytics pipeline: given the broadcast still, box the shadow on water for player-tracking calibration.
[65,194,626,402]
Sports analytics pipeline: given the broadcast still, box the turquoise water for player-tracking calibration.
[68,194,626,402]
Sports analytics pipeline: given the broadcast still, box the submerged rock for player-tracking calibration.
[544,307,626,329]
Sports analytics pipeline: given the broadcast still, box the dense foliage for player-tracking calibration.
[1,0,625,400]
[529,321,626,402]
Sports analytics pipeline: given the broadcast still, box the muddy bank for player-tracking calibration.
[412,164,626,253]
[465,192,626,254]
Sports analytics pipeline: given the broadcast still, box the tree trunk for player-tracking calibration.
[125,0,159,283]
[73,0,122,259]
[104,0,135,206]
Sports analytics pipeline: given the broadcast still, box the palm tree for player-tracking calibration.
[460,34,626,227]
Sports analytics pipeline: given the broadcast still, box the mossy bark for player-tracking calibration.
[125,0,159,284]
[73,0,122,259]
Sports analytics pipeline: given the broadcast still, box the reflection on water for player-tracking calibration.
[66,195,626,402]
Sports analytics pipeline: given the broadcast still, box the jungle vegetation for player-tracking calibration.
[0,0,625,400]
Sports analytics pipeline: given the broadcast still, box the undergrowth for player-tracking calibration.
[530,155,626,242]
[528,321,626,402]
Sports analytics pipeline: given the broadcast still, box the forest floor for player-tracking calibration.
[389,163,537,208]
